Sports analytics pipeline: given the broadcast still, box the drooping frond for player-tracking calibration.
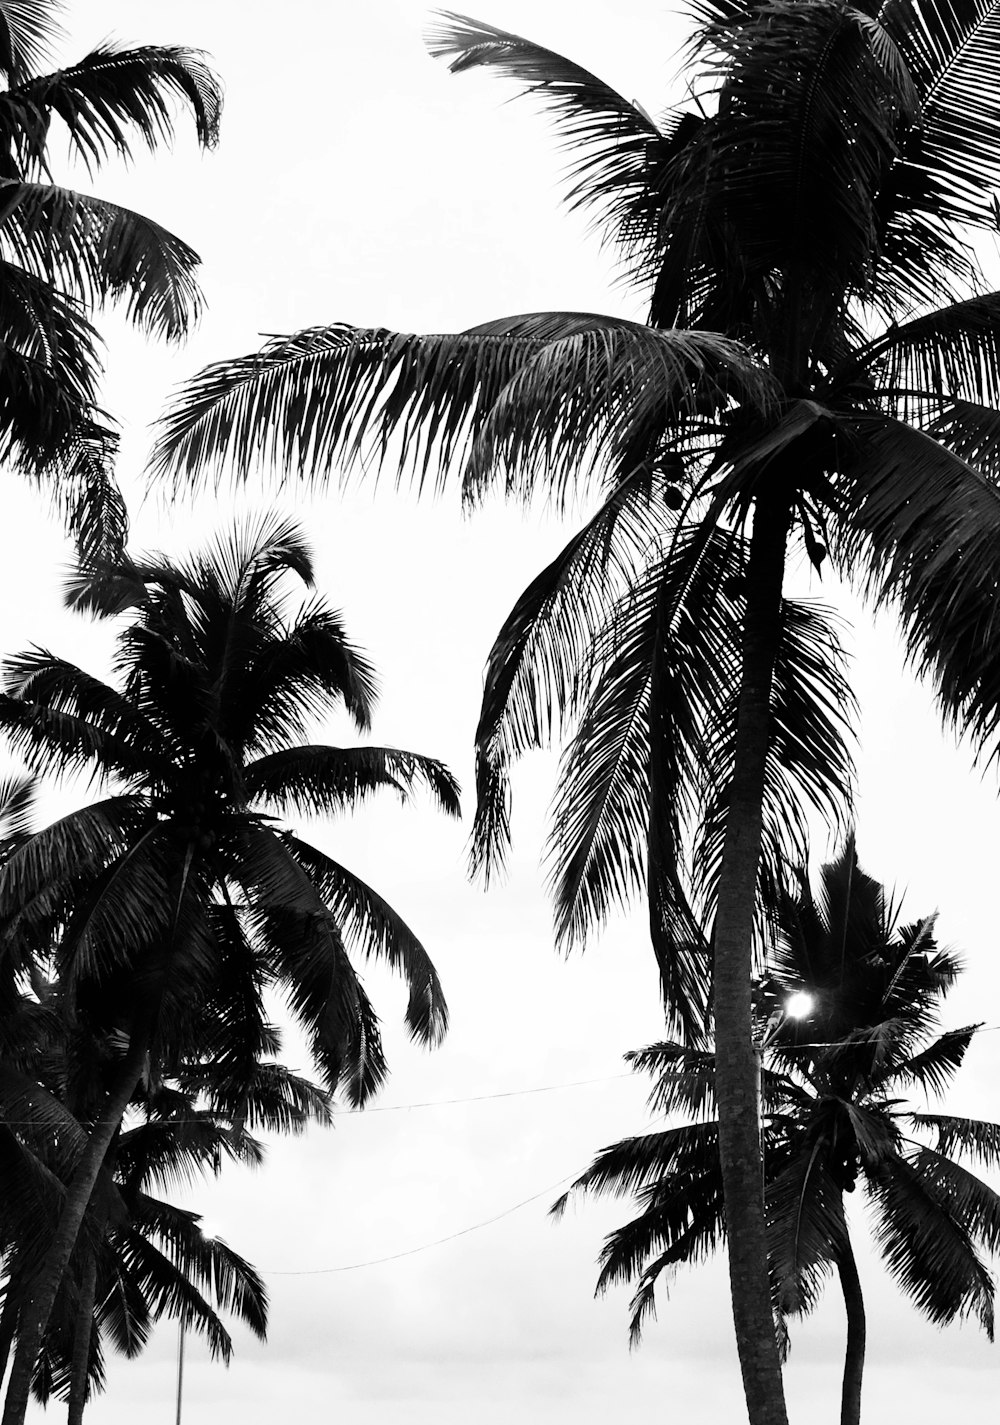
[239,830,387,1104]
[0,2,63,85]
[766,1141,846,1318]
[626,1041,718,1122]
[844,293,1000,421]
[693,596,856,941]
[1,43,221,176]
[867,1147,997,1335]
[284,833,450,1047]
[879,1026,977,1098]
[882,0,1000,231]
[472,471,662,882]
[0,256,106,471]
[910,1113,1000,1170]
[245,745,460,821]
[0,181,205,340]
[148,317,773,496]
[839,415,1000,760]
[426,12,665,275]
[924,398,1000,480]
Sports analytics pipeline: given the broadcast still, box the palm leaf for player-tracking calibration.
[911,1112,1000,1170]
[472,471,662,882]
[147,318,772,495]
[841,293,1000,420]
[839,415,1000,760]
[879,1026,977,1098]
[244,745,460,822]
[0,2,62,85]
[693,596,856,940]
[426,12,664,274]
[867,1147,996,1335]
[924,398,1000,479]
[766,1141,846,1317]
[1,43,221,175]
[0,181,205,340]
[883,0,1000,230]
[284,833,448,1047]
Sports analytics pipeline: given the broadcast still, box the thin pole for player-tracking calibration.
[175,1320,185,1425]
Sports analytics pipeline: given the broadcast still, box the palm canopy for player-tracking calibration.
[0,0,221,560]
[0,954,329,1412]
[149,1,1000,1017]
[0,516,460,1107]
[26,1067,329,1411]
[555,840,1000,1360]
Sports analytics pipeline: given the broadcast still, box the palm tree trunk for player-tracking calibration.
[1,1035,147,1425]
[712,485,792,1425]
[66,1251,98,1425]
[838,1238,866,1425]
[0,1292,17,1385]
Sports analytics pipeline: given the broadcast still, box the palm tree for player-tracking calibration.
[35,1062,330,1423]
[0,516,460,1424]
[0,0,222,553]
[146,7,1000,1418]
[555,840,1000,1425]
[0,957,325,1422]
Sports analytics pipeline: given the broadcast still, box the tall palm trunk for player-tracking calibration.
[66,1250,98,1425]
[837,1237,866,1425]
[0,1292,17,1384]
[2,1036,147,1425]
[712,484,792,1425]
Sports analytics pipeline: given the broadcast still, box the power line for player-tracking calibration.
[0,1070,635,1128]
[336,1070,633,1113]
[264,1111,671,1276]
[264,1172,578,1275]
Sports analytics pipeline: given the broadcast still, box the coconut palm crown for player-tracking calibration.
[0,516,460,1425]
[555,840,1000,1425]
[0,0,222,558]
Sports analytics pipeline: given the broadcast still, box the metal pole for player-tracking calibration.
[175,1320,185,1425]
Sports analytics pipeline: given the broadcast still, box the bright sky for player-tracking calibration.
[7,3,1000,1422]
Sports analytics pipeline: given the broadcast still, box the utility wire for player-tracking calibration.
[265,1111,671,1276]
[265,1172,579,1275]
[0,1071,635,1128]
[337,1071,633,1113]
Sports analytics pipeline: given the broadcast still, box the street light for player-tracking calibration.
[756,990,815,1180]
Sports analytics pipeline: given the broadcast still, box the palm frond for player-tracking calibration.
[0,2,63,85]
[879,1026,978,1098]
[883,0,1000,230]
[911,1112,1000,1170]
[426,12,665,276]
[472,471,661,882]
[867,1147,996,1335]
[843,293,1000,419]
[245,745,460,822]
[224,600,379,745]
[239,830,387,1103]
[766,1143,846,1318]
[2,43,221,175]
[284,833,448,1047]
[693,596,856,941]
[0,181,205,340]
[147,318,772,497]
[839,415,1000,760]
[924,398,1000,479]
[189,1060,331,1136]
[625,1041,718,1121]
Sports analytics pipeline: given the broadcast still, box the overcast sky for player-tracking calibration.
[7,2,1000,1421]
